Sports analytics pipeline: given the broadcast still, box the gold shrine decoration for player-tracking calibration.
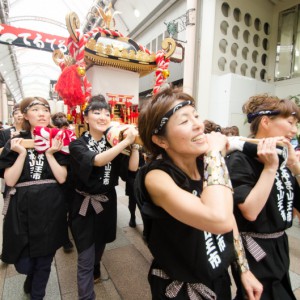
[66,12,80,42]
[84,36,157,76]
[62,10,176,76]
[162,38,177,59]
[53,5,178,115]
[97,2,119,30]
[52,49,75,67]
[107,93,138,124]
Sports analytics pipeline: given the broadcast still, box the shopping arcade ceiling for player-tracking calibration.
[0,0,289,103]
[0,0,174,102]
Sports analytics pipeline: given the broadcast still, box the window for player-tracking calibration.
[275,5,300,81]
[151,39,157,52]
[157,34,163,51]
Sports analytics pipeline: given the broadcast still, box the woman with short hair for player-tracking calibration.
[226,94,300,300]
[135,88,262,299]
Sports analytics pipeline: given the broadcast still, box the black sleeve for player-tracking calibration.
[226,152,257,205]
[0,140,18,168]
[69,139,97,185]
[0,130,8,148]
[125,170,137,195]
[0,140,18,178]
[54,151,70,166]
[117,154,130,182]
[242,142,258,157]
[134,163,169,219]
[293,182,300,211]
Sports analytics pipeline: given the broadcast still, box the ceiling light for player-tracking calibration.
[134,9,140,18]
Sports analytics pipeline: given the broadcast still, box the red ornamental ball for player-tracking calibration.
[77,66,86,77]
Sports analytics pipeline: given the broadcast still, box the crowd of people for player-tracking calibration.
[0,88,299,300]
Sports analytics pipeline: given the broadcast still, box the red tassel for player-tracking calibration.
[55,65,86,107]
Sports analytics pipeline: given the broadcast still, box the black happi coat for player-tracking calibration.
[0,127,16,180]
[135,157,234,299]
[226,150,300,300]
[69,132,128,253]
[0,131,69,264]
[0,126,16,148]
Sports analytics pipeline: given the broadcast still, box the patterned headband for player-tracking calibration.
[247,110,280,123]
[23,98,50,113]
[152,100,193,135]
[11,107,20,116]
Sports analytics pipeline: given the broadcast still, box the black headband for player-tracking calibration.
[11,107,21,116]
[247,110,280,123]
[23,98,50,113]
[152,100,193,135]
